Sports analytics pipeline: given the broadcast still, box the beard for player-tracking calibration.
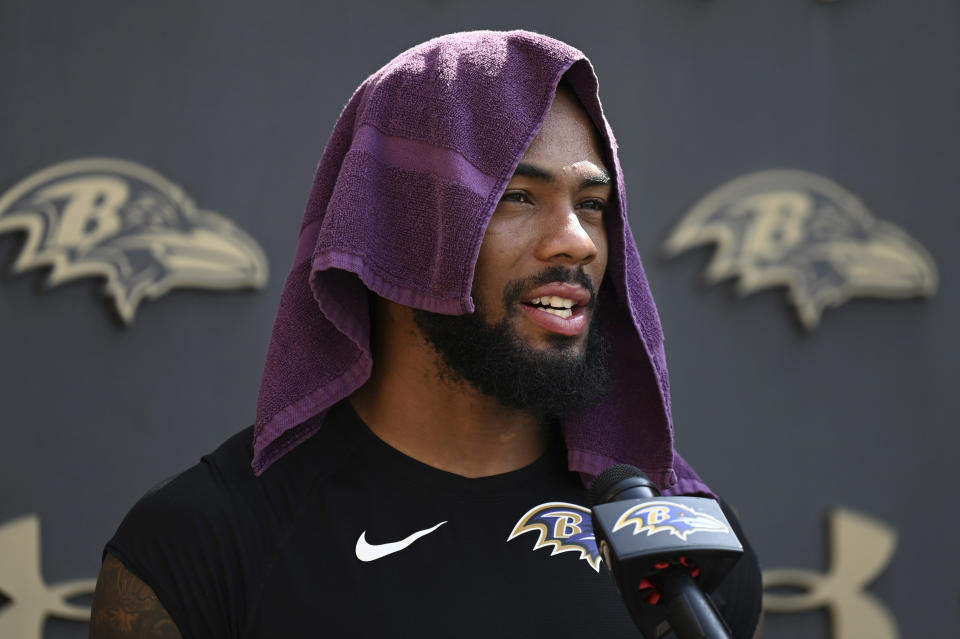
[413,266,609,420]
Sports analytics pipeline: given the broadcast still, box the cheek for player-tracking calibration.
[476,221,528,277]
[473,226,528,314]
[591,225,609,282]
[473,236,507,301]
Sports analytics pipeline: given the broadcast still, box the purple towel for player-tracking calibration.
[253,30,711,497]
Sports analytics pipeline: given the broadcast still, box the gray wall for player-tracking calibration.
[1,1,957,637]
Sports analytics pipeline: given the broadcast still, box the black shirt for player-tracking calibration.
[106,402,761,638]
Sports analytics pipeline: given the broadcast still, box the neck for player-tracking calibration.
[349,301,549,478]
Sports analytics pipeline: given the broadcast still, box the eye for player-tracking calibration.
[500,191,532,204]
[579,198,607,212]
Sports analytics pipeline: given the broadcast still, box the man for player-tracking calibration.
[92,31,762,638]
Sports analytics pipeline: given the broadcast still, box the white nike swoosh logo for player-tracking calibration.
[355,521,447,562]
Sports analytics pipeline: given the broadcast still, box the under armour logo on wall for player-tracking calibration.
[0,514,96,639]
[763,507,899,639]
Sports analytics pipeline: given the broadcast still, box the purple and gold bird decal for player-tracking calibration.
[613,500,730,542]
[509,502,602,572]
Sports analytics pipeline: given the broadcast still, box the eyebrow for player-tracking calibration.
[513,162,612,189]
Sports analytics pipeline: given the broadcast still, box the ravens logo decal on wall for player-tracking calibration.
[663,170,938,330]
[0,158,268,324]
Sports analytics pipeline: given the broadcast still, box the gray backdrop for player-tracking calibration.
[1,0,957,637]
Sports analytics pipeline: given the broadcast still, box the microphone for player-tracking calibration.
[589,465,744,639]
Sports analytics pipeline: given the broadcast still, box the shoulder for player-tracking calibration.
[103,416,354,637]
[712,498,764,639]
[112,428,259,548]
[115,417,351,543]
[661,453,763,638]
[102,428,259,637]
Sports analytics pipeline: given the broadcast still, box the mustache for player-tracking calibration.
[502,266,599,310]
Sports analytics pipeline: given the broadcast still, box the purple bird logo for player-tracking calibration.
[613,501,729,542]
[508,502,601,572]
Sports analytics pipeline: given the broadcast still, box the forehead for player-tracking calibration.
[520,85,608,170]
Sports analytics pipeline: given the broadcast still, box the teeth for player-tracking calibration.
[541,307,573,319]
[530,296,576,309]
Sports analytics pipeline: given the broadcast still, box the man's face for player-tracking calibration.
[414,86,612,418]
[473,85,610,352]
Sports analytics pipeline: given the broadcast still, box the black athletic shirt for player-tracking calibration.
[106,402,761,638]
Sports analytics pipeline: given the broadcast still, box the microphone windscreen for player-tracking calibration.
[588,464,651,505]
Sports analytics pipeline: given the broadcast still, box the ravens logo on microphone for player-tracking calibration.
[663,170,938,330]
[612,500,729,542]
[0,158,268,324]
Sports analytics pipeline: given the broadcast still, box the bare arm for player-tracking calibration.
[89,554,183,639]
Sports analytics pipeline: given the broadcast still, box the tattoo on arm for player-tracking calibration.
[90,554,183,638]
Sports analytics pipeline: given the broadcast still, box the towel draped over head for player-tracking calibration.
[252,30,711,497]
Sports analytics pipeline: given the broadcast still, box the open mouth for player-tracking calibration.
[526,295,578,319]
[518,283,591,336]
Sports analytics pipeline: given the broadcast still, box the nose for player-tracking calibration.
[533,207,600,267]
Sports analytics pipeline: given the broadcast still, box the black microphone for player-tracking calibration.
[589,465,744,639]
